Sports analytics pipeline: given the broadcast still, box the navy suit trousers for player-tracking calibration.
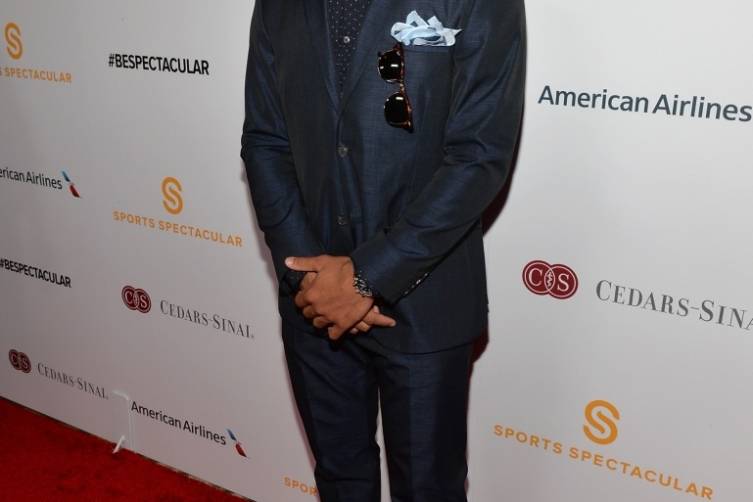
[282,321,473,502]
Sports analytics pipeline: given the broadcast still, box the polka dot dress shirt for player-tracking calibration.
[327,0,373,93]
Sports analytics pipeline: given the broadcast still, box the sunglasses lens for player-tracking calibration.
[384,92,410,126]
[379,44,412,132]
[378,49,403,82]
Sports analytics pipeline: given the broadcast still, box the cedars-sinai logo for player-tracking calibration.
[122,285,152,313]
[9,349,31,373]
[523,260,578,299]
[583,399,620,446]
[4,22,22,60]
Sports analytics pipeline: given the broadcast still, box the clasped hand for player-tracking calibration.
[285,255,396,340]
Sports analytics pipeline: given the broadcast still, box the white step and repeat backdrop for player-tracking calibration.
[2,1,752,501]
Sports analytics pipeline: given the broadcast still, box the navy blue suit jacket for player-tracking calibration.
[241,0,526,353]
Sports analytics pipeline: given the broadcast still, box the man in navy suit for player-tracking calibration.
[241,0,525,499]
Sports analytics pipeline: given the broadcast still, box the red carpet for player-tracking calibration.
[0,397,246,501]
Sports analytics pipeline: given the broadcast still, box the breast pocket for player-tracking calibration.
[401,46,454,135]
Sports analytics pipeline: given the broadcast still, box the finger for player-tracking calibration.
[294,290,308,309]
[313,316,330,329]
[302,305,317,319]
[354,321,371,333]
[328,325,345,340]
[350,320,374,334]
[299,272,316,291]
[285,256,325,272]
[362,310,397,327]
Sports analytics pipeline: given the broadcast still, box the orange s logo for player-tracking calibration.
[5,22,22,60]
[161,176,183,215]
[583,400,620,445]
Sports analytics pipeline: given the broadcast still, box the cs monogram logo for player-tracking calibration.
[9,350,31,373]
[161,176,183,215]
[523,260,579,300]
[122,285,152,314]
[4,22,22,60]
[583,399,620,446]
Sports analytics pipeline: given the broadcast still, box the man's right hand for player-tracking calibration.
[298,271,396,335]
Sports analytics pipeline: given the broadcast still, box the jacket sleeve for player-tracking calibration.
[349,0,527,304]
[241,0,324,295]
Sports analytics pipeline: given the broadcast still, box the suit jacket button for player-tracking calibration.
[337,144,349,157]
[337,215,349,226]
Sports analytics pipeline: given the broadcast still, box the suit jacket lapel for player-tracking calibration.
[339,0,403,114]
[303,0,339,109]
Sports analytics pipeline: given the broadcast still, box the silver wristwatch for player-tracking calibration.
[353,271,374,297]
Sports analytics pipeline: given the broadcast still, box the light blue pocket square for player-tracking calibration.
[391,10,462,47]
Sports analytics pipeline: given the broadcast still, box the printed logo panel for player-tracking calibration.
[493,400,714,500]
[523,260,578,299]
[9,349,31,373]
